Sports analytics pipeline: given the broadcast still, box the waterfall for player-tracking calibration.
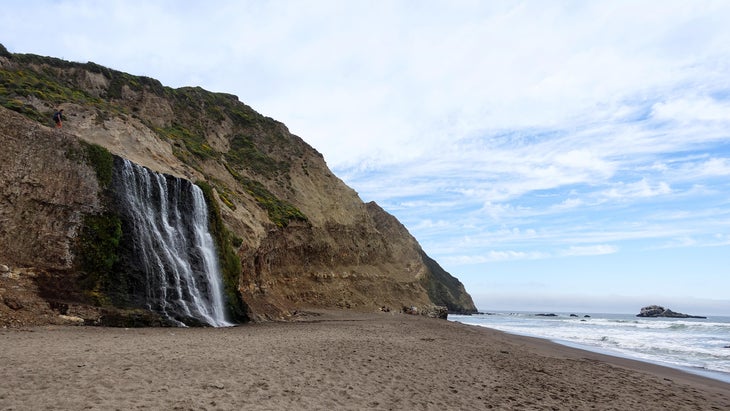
[112,158,231,327]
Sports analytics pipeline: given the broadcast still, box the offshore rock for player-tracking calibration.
[636,305,706,319]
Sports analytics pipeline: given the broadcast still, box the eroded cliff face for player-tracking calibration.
[0,108,101,269]
[0,108,107,326]
[0,47,477,324]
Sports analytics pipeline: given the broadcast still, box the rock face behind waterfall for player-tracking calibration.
[0,47,477,325]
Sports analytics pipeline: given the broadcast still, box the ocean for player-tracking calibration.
[449,311,730,384]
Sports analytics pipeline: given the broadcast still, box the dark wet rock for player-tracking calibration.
[422,305,448,320]
[402,305,448,319]
[3,297,23,310]
[636,305,706,319]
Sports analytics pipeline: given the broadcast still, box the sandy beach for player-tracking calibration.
[1,310,728,410]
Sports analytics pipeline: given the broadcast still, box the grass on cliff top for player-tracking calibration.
[0,54,128,123]
[0,47,172,125]
[0,66,99,122]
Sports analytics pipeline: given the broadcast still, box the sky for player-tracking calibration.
[2,1,729,315]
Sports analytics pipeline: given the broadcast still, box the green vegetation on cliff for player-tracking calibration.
[223,163,307,227]
[0,52,112,123]
[81,141,115,188]
[157,124,216,161]
[77,212,124,306]
[64,140,114,188]
[226,134,287,177]
[71,143,124,305]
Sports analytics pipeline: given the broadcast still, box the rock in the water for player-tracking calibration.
[638,305,665,317]
[0,264,9,273]
[636,305,706,319]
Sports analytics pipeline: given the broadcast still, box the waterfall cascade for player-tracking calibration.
[112,158,231,327]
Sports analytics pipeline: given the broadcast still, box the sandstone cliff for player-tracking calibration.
[0,45,476,325]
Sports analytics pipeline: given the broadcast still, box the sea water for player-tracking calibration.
[449,312,730,383]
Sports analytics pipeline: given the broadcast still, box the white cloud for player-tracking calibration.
[444,242,617,264]
[409,219,452,231]
[446,250,551,264]
[712,233,730,246]
[600,179,672,200]
[651,97,730,123]
[551,198,585,211]
[696,158,730,176]
[559,245,618,257]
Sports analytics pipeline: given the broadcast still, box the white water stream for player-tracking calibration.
[115,158,231,327]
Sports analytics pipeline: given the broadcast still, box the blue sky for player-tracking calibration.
[2,1,729,315]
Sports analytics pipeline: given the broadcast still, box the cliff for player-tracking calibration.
[0,45,476,325]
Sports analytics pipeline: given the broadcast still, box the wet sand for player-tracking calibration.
[1,309,728,410]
